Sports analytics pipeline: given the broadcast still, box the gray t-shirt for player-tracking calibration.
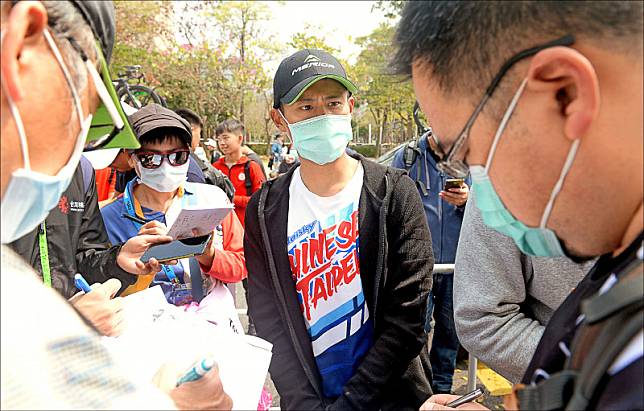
[453,192,594,382]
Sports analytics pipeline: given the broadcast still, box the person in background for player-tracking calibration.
[391,130,471,394]
[246,48,434,409]
[175,108,235,201]
[277,153,299,176]
[212,119,266,228]
[0,1,231,409]
[241,144,268,179]
[269,132,284,171]
[394,1,643,409]
[101,104,246,303]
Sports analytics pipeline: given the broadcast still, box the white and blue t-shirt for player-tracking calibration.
[287,164,373,398]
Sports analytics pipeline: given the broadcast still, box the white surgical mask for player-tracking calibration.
[1,30,92,243]
[135,159,189,193]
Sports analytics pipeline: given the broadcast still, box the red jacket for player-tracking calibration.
[213,155,265,227]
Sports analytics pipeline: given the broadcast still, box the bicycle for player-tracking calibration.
[114,65,167,109]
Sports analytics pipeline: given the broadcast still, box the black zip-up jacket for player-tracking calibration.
[245,154,434,410]
[9,157,136,299]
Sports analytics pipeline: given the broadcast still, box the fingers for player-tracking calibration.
[139,234,174,246]
[138,220,168,236]
[93,278,123,298]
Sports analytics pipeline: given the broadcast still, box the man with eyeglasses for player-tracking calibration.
[1,2,231,408]
[394,1,642,410]
[100,104,246,303]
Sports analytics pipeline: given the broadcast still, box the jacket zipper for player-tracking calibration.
[257,183,327,405]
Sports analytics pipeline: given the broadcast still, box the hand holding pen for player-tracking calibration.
[69,276,125,337]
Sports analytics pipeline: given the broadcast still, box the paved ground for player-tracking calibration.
[233,282,504,410]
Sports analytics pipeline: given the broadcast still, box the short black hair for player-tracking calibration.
[174,108,203,128]
[394,1,643,94]
[215,119,245,137]
[138,128,188,148]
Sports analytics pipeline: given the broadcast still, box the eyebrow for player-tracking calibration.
[297,95,345,103]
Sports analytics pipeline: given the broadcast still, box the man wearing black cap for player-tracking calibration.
[1,2,230,409]
[245,49,434,409]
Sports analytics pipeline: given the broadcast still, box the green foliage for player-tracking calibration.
[372,0,405,19]
[287,23,339,54]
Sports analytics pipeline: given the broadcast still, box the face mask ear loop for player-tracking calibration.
[42,30,84,130]
[1,75,31,171]
[539,138,581,228]
[484,78,528,173]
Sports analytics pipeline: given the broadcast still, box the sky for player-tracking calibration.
[174,1,394,75]
[264,1,393,65]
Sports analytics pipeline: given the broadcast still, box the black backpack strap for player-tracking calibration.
[517,267,643,411]
[402,139,420,169]
[565,270,643,410]
[402,139,428,197]
[582,261,643,323]
[516,371,578,410]
[244,161,253,196]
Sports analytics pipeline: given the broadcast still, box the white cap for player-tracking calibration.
[83,147,121,170]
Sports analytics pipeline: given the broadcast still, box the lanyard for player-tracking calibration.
[38,222,52,287]
[123,179,186,284]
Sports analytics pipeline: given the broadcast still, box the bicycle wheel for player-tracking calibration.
[118,84,166,109]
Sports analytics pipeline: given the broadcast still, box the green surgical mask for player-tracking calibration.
[279,111,352,165]
[471,79,581,257]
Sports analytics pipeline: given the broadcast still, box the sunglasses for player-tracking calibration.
[135,150,191,169]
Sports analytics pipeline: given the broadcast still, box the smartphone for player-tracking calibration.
[444,178,465,191]
[140,234,212,264]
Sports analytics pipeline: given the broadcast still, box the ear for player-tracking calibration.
[270,108,289,133]
[526,46,600,141]
[347,95,355,114]
[1,1,48,102]
[127,153,137,169]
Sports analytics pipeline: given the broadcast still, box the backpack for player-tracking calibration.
[511,259,643,410]
[243,161,253,196]
[401,138,428,196]
[191,153,235,201]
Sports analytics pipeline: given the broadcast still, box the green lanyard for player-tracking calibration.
[38,222,52,287]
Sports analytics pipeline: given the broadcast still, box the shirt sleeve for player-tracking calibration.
[232,162,265,209]
[200,211,247,283]
[453,191,545,383]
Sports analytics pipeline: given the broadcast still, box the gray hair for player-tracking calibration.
[42,1,98,93]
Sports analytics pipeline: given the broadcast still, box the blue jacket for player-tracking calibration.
[392,137,471,266]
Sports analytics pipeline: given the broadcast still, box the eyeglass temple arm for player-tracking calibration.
[447,35,576,159]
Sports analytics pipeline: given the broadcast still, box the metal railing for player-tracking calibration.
[433,264,478,391]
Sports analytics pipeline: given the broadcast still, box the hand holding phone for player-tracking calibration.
[140,234,213,264]
[444,178,465,191]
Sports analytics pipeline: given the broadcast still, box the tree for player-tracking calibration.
[209,1,275,123]
[287,23,339,54]
[372,0,405,19]
[351,23,416,156]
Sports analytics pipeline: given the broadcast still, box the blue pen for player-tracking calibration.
[74,273,92,293]
[176,358,215,386]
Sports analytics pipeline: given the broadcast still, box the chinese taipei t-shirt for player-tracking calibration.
[287,164,373,398]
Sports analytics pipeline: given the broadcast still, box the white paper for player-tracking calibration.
[166,205,233,240]
[103,287,273,410]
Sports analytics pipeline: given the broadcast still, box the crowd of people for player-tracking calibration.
[1,1,642,411]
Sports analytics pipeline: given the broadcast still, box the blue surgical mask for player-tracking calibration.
[279,111,352,165]
[1,30,92,243]
[471,79,581,257]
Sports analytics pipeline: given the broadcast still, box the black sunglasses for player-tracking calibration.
[135,150,191,169]
[427,34,576,178]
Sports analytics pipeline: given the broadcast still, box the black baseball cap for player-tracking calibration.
[128,104,193,147]
[69,0,116,64]
[273,49,357,108]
